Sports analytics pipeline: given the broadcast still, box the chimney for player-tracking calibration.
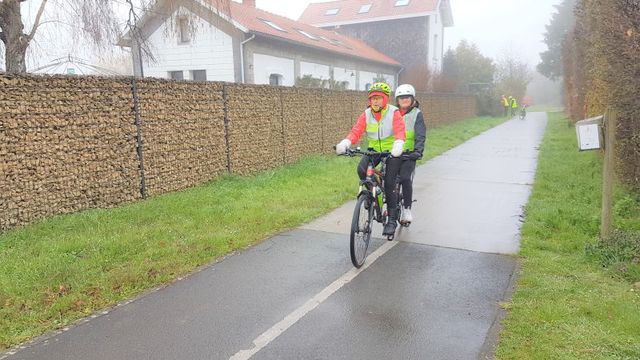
[244,0,256,7]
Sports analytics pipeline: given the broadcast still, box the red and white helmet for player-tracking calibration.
[395,84,416,99]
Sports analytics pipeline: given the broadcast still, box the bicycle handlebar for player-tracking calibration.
[332,145,391,158]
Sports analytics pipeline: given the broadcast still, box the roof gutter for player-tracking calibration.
[240,34,256,83]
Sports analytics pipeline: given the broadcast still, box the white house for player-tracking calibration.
[121,0,402,90]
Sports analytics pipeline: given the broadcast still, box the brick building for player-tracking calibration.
[299,0,454,88]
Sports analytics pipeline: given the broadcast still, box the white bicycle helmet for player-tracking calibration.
[395,84,416,98]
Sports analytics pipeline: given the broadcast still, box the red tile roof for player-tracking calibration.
[222,1,401,67]
[299,0,445,27]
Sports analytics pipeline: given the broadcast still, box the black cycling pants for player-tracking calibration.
[399,159,416,208]
[357,155,402,220]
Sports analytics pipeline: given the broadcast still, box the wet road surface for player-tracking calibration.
[2,113,548,360]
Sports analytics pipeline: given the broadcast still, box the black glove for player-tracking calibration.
[402,151,422,161]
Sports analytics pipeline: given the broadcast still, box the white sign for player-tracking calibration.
[578,123,601,150]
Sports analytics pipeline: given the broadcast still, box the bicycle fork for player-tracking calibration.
[362,164,384,222]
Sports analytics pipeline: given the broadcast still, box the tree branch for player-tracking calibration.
[27,0,48,41]
[0,2,6,25]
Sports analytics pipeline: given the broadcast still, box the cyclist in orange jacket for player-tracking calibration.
[335,82,406,236]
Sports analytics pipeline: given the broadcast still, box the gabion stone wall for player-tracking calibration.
[225,84,283,176]
[321,90,361,153]
[415,93,477,128]
[0,74,140,230]
[281,87,323,164]
[0,73,478,231]
[136,79,226,196]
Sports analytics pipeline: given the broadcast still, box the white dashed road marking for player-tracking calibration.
[229,240,398,360]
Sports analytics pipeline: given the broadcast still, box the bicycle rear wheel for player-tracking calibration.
[350,193,373,268]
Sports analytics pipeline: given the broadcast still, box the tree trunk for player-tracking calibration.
[0,0,29,73]
[5,37,28,73]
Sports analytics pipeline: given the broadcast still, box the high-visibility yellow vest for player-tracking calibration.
[365,105,399,152]
[402,108,421,151]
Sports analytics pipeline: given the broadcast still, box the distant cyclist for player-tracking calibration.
[509,96,519,117]
[501,95,509,117]
[520,104,528,120]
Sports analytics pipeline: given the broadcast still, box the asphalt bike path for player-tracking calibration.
[2,113,548,360]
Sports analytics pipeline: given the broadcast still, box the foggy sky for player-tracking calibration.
[6,0,563,72]
[256,0,563,66]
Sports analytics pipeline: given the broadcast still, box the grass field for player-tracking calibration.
[495,112,640,359]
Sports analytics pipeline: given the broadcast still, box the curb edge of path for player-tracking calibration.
[0,249,244,359]
[477,258,521,359]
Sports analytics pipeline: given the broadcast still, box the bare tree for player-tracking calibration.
[494,54,533,100]
[0,0,232,74]
[0,0,119,73]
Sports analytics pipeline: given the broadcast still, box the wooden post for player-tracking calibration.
[600,109,617,240]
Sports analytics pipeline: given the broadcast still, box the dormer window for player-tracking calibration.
[336,39,353,50]
[296,29,319,40]
[259,18,287,32]
[325,8,339,15]
[319,35,339,46]
[394,0,410,6]
[359,4,372,13]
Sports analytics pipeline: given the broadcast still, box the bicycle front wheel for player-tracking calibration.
[350,193,373,268]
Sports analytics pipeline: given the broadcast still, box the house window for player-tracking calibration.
[259,18,287,32]
[325,8,339,15]
[178,18,190,43]
[358,4,372,13]
[191,70,207,81]
[168,71,184,80]
[296,29,319,41]
[394,0,410,6]
[269,74,283,86]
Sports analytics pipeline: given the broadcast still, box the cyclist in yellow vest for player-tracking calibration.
[335,82,406,235]
[501,95,509,116]
[395,84,426,225]
[509,96,518,117]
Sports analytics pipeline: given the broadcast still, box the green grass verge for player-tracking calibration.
[0,115,505,351]
[495,112,640,359]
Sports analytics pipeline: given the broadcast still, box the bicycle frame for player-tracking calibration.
[360,158,387,223]
[336,147,396,266]
[340,148,391,224]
